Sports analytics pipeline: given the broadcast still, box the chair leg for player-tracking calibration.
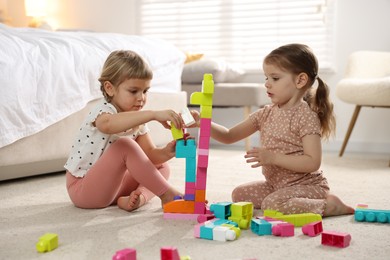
[339,105,361,157]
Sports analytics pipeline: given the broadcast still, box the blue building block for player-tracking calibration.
[251,218,272,236]
[185,157,196,182]
[210,202,232,220]
[355,208,390,223]
[176,139,196,158]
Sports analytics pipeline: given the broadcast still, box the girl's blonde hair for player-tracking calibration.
[98,50,153,102]
[264,43,335,139]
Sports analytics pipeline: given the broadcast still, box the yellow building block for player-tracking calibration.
[263,210,322,227]
[36,233,58,253]
[202,74,214,94]
[190,92,213,106]
[199,105,212,118]
[228,202,253,229]
[171,124,184,140]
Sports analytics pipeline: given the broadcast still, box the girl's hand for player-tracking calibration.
[162,139,177,158]
[154,110,182,129]
[185,110,200,128]
[244,147,274,168]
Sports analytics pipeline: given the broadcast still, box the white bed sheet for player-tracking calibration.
[0,24,185,148]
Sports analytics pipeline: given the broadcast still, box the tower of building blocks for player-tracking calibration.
[354,207,390,223]
[36,233,58,253]
[164,74,215,219]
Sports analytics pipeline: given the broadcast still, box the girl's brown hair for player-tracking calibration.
[98,50,153,102]
[264,43,335,139]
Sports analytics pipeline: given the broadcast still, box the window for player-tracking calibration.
[137,0,335,71]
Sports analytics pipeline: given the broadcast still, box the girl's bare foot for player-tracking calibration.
[323,194,355,217]
[159,187,182,207]
[117,190,146,212]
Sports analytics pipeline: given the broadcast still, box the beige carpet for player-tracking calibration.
[1,146,389,260]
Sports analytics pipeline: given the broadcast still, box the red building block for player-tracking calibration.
[161,247,180,260]
[112,248,136,260]
[321,231,351,248]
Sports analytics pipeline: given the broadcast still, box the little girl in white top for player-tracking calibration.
[65,50,182,212]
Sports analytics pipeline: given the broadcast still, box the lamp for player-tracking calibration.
[24,0,51,29]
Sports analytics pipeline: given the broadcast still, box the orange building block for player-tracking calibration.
[163,200,195,214]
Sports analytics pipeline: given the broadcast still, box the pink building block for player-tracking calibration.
[272,223,294,237]
[112,248,136,260]
[302,221,323,237]
[199,118,211,137]
[197,155,209,168]
[197,213,215,223]
[198,137,210,149]
[161,247,180,260]
[196,167,207,190]
[321,231,351,248]
[194,202,207,214]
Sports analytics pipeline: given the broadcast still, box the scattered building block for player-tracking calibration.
[210,202,232,219]
[161,247,181,260]
[354,208,390,223]
[228,202,253,229]
[112,248,137,260]
[272,223,294,237]
[213,226,237,241]
[36,233,58,253]
[302,221,323,237]
[263,210,322,227]
[251,218,272,236]
[321,231,351,248]
[197,213,215,223]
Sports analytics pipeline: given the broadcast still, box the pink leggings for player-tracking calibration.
[66,138,171,209]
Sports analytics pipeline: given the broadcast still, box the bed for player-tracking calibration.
[0,24,187,181]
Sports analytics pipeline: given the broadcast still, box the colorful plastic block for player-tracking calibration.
[302,221,323,237]
[212,226,237,241]
[201,74,214,93]
[176,139,196,158]
[263,210,322,227]
[321,231,351,248]
[272,223,294,237]
[171,124,184,140]
[199,105,212,118]
[112,248,136,260]
[181,107,195,127]
[161,247,180,260]
[36,233,58,253]
[251,218,272,236]
[228,202,253,229]
[163,200,195,213]
[197,213,215,223]
[210,202,232,219]
[354,208,390,223]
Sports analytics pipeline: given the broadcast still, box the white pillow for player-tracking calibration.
[182,58,244,83]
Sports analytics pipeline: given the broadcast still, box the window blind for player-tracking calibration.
[137,0,334,71]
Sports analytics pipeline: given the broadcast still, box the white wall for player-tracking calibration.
[6,0,390,153]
